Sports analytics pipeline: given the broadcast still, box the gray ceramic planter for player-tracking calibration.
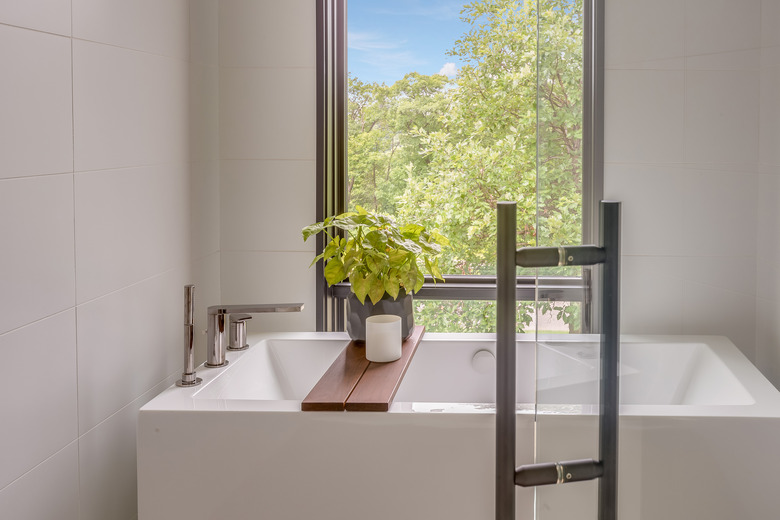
[346,289,414,342]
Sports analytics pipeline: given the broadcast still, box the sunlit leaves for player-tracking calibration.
[303,208,449,304]
[342,0,584,331]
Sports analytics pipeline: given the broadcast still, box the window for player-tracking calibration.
[315,0,603,334]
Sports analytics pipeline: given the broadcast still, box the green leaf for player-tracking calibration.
[383,273,400,299]
[400,223,424,239]
[350,271,369,304]
[322,237,340,261]
[365,230,388,250]
[401,266,417,293]
[366,272,385,304]
[365,254,381,274]
[323,258,346,285]
[414,268,425,292]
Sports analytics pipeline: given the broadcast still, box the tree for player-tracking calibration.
[347,0,584,332]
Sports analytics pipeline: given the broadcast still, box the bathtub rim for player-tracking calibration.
[140,332,780,419]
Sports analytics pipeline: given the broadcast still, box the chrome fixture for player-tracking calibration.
[206,303,304,367]
[228,314,251,351]
[176,285,202,387]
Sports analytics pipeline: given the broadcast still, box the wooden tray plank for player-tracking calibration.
[301,340,370,411]
[345,325,425,412]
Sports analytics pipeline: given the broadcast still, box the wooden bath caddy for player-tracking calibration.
[301,325,425,412]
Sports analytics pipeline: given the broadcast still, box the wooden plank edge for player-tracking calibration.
[344,325,425,411]
[301,340,370,411]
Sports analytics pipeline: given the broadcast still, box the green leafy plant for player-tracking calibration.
[302,207,449,305]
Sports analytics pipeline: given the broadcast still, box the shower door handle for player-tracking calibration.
[496,200,621,520]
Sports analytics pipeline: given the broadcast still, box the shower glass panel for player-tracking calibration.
[533,0,600,518]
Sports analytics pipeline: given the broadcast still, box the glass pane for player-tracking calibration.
[533,1,597,518]
[413,300,535,333]
[347,0,572,285]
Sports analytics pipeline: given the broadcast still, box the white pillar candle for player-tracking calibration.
[365,314,402,362]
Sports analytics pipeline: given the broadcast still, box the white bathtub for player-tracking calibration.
[138,333,780,520]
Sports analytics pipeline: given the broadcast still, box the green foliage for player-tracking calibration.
[345,0,585,332]
[302,207,449,305]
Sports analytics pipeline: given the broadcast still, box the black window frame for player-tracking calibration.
[315,0,604,333]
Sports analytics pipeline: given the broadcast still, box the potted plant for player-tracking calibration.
[302,207,449,341]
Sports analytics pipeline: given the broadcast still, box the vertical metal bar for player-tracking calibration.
[496,202,517,520]
[582,0,605,247]
[315,0,347,332]
[581,267,593,333]
[315,0,326,331]
[183,284,195,374]
[598,201,620,520]
[583,0,605,335]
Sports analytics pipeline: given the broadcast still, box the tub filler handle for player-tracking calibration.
[176,284,202,387]
[496,201,621,520]
[205,303,304,367]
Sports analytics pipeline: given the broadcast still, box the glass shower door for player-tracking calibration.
[530,0,615,518]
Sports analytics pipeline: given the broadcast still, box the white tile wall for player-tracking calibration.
[220,67,316,160]
[0,0,71,36]
[604,0,684,68]
[190,0,219,66]
[0,442,79,520]
[763,0,780,48]
[619,256,685,334]
[604,164,686,256]
[219,0,316,68]
[72,0,189,59]
[191,160,221,259]
[220,160,317,252]
[684,70,760,166]
[0,174,75,334]
[0,24,72,179]
[76,271,185,433]
[605,0,776,366]
[189,63,220,163]
[679,170,758,257]
[684,0,761,56]
[757,0,780,386]
[0,311,77,490]
[218,0,318,334]
[760,63,780,169]
[0,2,217,519]
[756,298,780,383]
[603,70,685,164]
[75,165,190,303]
[756,174,780,301]
[73,40,189,172]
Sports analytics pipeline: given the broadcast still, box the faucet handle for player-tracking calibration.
[228,314,252,351]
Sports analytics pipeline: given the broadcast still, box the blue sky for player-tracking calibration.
[348,0,470,85]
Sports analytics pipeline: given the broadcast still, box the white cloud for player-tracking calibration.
[438,62,458,78]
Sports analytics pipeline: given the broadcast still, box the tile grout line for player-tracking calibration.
[0,440,79,496]
[69,2,84,518]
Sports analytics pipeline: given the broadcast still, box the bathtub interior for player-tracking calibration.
[394,339,755,406]
[193,338,349,401]
[191,335,754,408]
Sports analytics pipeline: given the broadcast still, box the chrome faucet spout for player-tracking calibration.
[205,303,304,367]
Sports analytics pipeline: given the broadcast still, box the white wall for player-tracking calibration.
[604,0,770,370]
[218,0,318,332]
[757,0,780,385]
[0,2,219,519]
